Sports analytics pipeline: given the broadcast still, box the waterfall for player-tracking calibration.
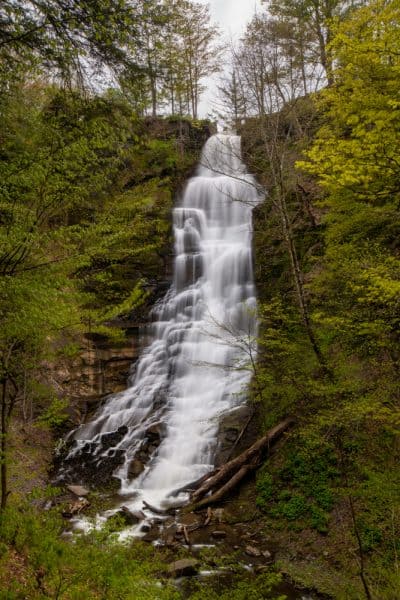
[62,134,261,517]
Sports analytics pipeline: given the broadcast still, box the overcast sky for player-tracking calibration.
[197,0,263,118]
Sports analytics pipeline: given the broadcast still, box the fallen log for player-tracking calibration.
[193,464,255,510]
[189,417,295,509]
[167,471,216,498]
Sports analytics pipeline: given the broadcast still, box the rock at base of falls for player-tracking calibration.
[128,459,145,478]
[66,484,89,497]
[100,426,128,450]
[115,506,146,526]
[57,426,129,488]
[167,559,199,578]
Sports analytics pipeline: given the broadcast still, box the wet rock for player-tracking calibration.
[67,484,89,496]
[225,428,239,443]
[215,405,253,467]
[116,506,145,526]
[59,436,126,489]
[146,423,162,440]
[211,530,227,539]
[245,545,262,557]
[167,559,199,578]
[137,451,149,462]
[128,460,144,478]
[100,426,128,450]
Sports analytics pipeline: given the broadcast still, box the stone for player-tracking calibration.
[225,428,238,443]
[245,545,262,557]
[167,559,199,578]
[128,459,144,478]
[262,550,272,561]
[116,506,145,525]
[69,498,90,515]
[67,484,89,497]
[100,426,128,450]
[146,423,162,439]
[211,530,227,539]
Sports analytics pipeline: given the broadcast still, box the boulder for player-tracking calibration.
[128,460,144,478]
[146,423,162,439]
[225,428,239,443]
[100,426,128,450]
[167,559,199,578]
[67,484,89,497]
[245,545,262,557]
[116,506,145,526]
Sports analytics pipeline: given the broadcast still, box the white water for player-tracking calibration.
[64,134,261,518]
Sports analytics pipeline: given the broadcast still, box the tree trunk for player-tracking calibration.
[275,189,328,373]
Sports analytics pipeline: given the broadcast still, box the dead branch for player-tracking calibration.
[189,417,295,509]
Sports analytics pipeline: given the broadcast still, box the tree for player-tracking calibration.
[266,0,362,85]
[0,85,139,508]
[118,0,222,118]
[229,11,323,120]
[216,68,248,130]
[177,0,221,118]
[0,0,151,86]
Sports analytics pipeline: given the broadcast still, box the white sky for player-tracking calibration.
[198,0,263,118]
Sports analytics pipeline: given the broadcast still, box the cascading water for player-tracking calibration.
[61,134,261,522]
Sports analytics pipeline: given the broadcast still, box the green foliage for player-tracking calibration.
[36,398,69,429]
[0,501,180,599]
[0,0,163,90]
[249,8,400,588]
[188,570,286,600]
[257,440,338,533]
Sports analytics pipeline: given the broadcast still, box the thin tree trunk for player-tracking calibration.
[275,189,328,373]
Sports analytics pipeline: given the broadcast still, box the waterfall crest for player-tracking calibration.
[62,134,261,514]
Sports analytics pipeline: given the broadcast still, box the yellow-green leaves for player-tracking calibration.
[299,0,400,203]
